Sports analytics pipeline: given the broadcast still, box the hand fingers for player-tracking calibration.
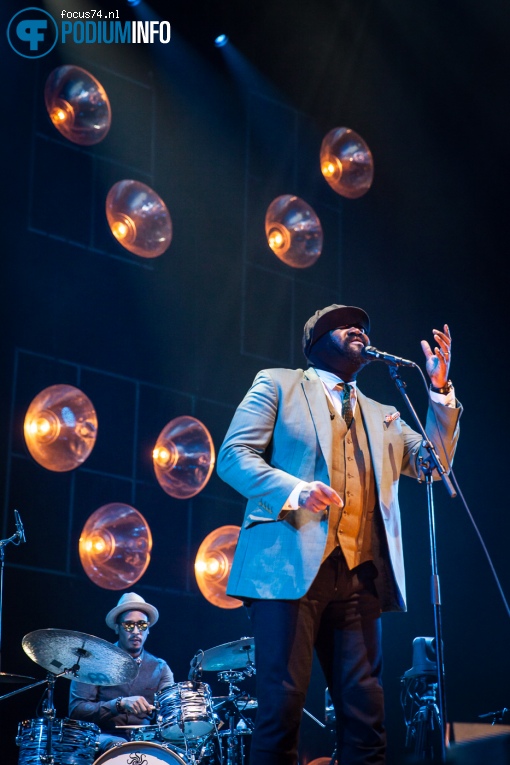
[432,328,451,365]
[126,697,154,714]
[319,483,342,504]
[299,482,342,513]
[420,339,433,359]
[311,485,342,508]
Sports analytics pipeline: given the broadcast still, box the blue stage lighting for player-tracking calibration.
[214,34,228,47]
[127,0,141,6]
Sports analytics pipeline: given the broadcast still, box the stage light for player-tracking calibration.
[24,385,97,472]
[44,66,111,146]
[106,180,173,258]
[79,503,152,590]
[320,127,374,199]
[265,195,323,268]
[127,0,141,5]
[153,416,215,499]
[214,34,228,47]
[195,526,242,609]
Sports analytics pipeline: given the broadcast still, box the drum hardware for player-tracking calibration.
[216,698,252,765]
[212,671,255,765]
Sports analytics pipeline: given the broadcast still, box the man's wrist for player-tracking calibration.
[115,697,124,713]
[430,379,453,395]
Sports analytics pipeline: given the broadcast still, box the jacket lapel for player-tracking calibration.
[302,368,333,478]
[357,389,385,505]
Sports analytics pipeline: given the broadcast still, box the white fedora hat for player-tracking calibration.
[105,592,159,630]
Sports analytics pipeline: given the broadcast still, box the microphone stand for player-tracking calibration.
[387,365,456,763]
[0,512,26,674]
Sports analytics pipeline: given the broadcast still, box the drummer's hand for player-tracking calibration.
[120,695,155,716]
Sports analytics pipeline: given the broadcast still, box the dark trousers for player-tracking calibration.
[98,732,127,754]
[249,549,386,765]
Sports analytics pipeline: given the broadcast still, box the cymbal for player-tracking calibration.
[22,628,139,686]
[0,672,35,684]
[202,637,255,671]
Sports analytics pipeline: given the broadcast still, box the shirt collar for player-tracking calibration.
[313,367,358,392]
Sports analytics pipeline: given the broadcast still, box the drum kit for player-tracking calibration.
[0,628,257,765]
[117,637,257,765]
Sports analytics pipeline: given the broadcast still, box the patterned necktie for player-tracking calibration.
[341,382,353,428]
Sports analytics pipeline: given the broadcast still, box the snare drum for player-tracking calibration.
[92,741,188,764]
[16,717,99,765]
[156,681,214,742]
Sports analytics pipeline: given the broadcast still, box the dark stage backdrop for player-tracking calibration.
[1,1,509,762]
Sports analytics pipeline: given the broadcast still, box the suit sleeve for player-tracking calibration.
[217,371,302,519]
[68,680,117,725]
[401,397,462,479]
[158,660,174,689]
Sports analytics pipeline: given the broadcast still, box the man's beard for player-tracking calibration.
[334,338,367,369]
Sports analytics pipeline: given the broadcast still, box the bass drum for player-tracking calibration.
[93,741,188,764]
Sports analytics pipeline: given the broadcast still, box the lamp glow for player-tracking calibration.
[320,127,374,199]
[265,195,323,268]
[24,385,97,472]
[106,180,172,258]
[153,416,215,499]
[195,526,242,609]
[44,66,111,145]
[79,503,152,590]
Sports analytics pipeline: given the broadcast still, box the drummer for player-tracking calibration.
[69,592,174,755]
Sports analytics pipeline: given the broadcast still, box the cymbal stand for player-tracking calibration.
[40,673,57,764]
[0,661,83,763]
[216,671,253,765]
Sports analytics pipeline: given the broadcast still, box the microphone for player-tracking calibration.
[14,509,26,544]
[362,346,417,368]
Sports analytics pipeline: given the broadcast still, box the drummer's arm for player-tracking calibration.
[158,660,174,690]
[69,680,119,724]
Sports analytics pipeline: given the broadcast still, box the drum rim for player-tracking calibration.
[92,740,188,763]
[18,716,100,731]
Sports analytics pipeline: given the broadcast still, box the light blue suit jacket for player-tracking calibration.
[217,367,461,611]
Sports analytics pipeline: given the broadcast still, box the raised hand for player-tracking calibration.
[420,324,451,388]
